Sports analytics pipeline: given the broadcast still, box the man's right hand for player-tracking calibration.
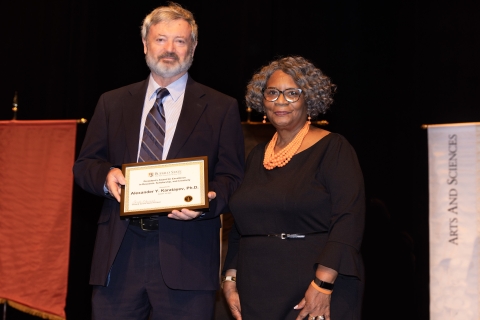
[105,168,125,202]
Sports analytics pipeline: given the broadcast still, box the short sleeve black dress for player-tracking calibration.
[224,133,365,319]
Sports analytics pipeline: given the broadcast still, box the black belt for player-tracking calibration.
[242,231,326,240]
[129,217,159,231]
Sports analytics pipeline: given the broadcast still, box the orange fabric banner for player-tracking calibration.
[0,120,77,320]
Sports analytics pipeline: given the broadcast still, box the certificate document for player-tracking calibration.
[120,156,208,217]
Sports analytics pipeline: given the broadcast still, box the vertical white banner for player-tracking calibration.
[428,123,480,319]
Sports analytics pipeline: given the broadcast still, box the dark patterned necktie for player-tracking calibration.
[139,88,170,162]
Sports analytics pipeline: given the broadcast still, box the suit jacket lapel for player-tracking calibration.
[167,76,206,159]
[123,79,149,163]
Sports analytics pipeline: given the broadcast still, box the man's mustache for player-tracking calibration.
[158,52,179,61]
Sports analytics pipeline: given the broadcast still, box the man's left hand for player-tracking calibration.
[167,191,216,220]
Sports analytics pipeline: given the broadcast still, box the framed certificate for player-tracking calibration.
[120,156,209,217]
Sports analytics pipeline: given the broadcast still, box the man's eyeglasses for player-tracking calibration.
[263,88,303,103]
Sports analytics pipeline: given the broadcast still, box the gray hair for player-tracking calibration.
[141,2,198,44]
[246,56,336,118]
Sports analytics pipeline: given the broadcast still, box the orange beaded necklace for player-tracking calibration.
[263,121,310,170]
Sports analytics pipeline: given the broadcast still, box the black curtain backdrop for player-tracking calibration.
[1,0,480,319]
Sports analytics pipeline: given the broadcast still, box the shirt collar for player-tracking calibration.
[147,73,188,102]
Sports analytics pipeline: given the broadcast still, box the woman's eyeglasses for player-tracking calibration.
[262,88,303,103]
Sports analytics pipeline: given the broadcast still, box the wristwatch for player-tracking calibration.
[313,277,334,290]
[221,275,236,288]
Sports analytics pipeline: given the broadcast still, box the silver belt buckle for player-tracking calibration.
[282,233,306,239]
[140,218,149,231]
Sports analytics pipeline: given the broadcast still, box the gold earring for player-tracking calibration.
[307,114,311,124]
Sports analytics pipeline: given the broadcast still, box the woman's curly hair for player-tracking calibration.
[245,56,336,119]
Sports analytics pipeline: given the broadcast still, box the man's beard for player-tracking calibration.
[146,51,193,78]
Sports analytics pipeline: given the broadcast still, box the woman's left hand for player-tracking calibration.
[294,284,331,320]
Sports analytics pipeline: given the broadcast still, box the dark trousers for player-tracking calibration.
[92,224,216,320]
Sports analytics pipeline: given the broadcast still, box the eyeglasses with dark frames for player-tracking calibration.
[262,88,303,103]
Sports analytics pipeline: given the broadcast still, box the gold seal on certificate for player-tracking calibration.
[120,156,208,217]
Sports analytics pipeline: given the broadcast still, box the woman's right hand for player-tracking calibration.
[222,280,242,319]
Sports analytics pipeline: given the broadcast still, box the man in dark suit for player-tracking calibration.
[73,3,244,319]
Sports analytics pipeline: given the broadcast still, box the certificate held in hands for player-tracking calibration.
[120,156,208,217]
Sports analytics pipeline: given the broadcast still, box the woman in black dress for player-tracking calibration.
[222,56,365,320]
